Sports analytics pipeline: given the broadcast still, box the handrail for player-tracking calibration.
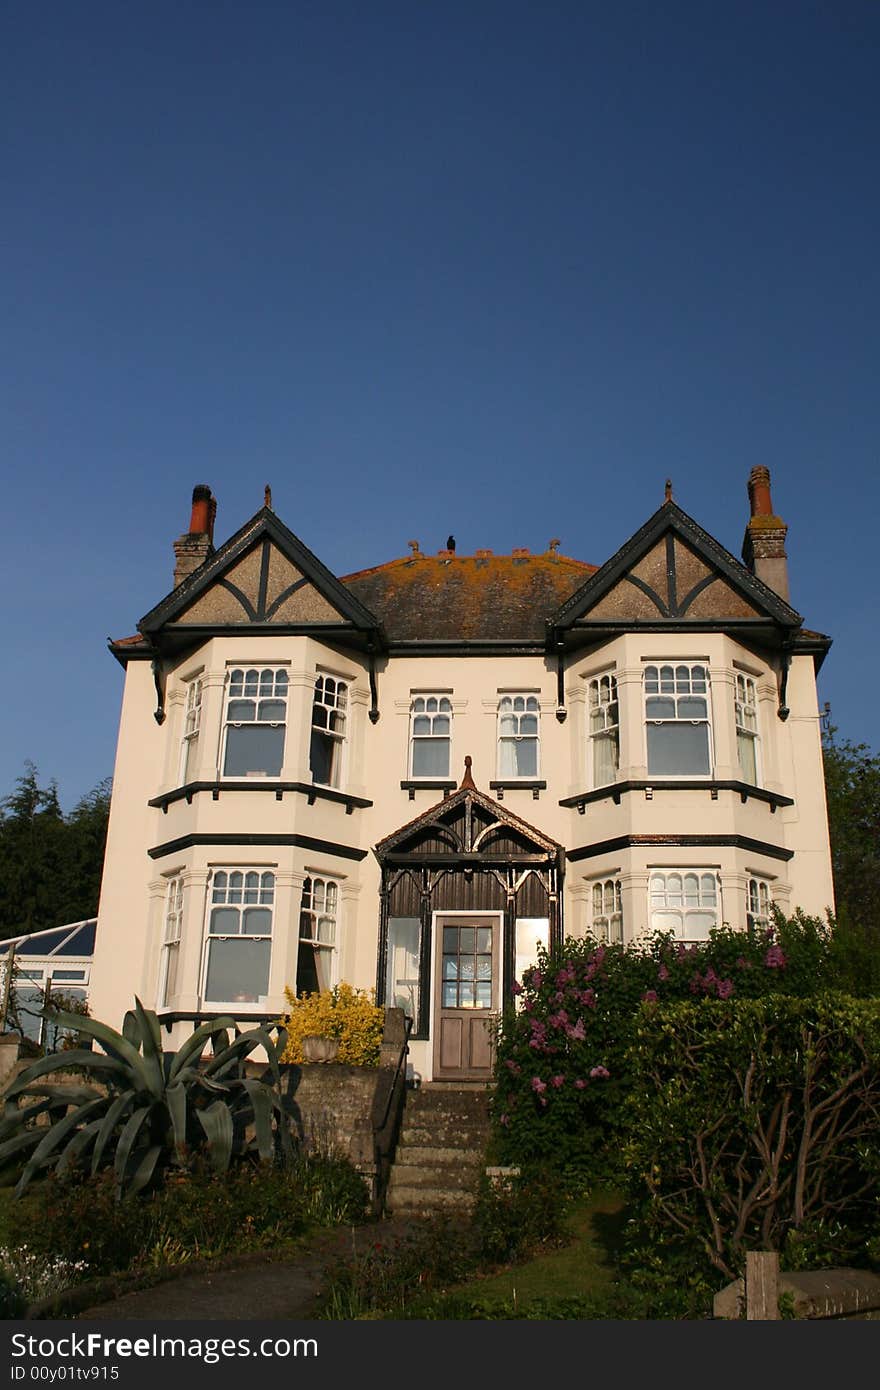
[370,1013,413,1135]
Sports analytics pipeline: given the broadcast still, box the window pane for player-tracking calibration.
[224,725,285,776]
[738,731,757,783]
[412,739,450,777]
[210,907,241,936]
[309,730,334,784]
[242,907,272,936]
[205,938,271,1002]
[593,731,618,786]
[412,716,432,737]
[385,917,421,1027]
[646,697,676,720]
[677,696,707,719]
[459,927,475,953]
[513,739,538,777]
[227,699,256,722]
[498,740,518,778]
[257,700,286,722]
[647,722,710,775]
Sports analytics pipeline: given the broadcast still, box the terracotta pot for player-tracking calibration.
[301,1035,340,1063]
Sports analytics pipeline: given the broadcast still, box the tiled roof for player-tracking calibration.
[341,551,598,642]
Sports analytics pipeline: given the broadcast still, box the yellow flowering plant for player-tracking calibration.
[278,983,384,1066]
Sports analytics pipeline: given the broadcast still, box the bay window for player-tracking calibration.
[222,668,288,777]
[734,674,760,784]
[160,875,184,1007]
[297,876,339,994]
[204,869,274,1005]
[179,678,203,784]
[591,879,623,943]
[650,871,719,940]
[588,674,619,787]
[644,664,712,776]
[310,676,347,787]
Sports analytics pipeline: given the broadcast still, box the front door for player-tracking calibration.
[433,914,500,1079]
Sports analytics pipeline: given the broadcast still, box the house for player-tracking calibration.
[87,468,833,1081]
[1,918,96,1047]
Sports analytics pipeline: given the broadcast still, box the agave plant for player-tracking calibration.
[0,999,296,1198]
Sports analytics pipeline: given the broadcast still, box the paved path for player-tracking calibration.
[75,1218,425,1321]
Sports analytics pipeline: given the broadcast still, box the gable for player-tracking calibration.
[552,502,802,632]
[585,535,764,623]
[138,506,382,640]
[175,539,346,626]
[375,782,561,862]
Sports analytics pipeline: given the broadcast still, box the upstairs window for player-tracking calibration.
[747,877,772,932]
[222,668,288,777]
[497,694,540,779]
[297,876,339,994]
[650,871,718,941]
[735,674,760,784]
[204,870,274,1005]
[160,875,184,1007]
[180,678,203,784]
[644,664,712,776]
[309,676,347,787]
[591,879,623,943]
[588,674,619,787]
[410,696,452,778]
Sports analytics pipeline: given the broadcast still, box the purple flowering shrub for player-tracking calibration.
[492,912,856,1177]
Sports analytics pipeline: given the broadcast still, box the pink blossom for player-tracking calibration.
[551,1074,565,1088]
[590,1065,610,1080]
[553,991,565,1005]
[530,969,543,988]
[579,988,597,1009]
[717,979,734,999]
[547,1010,569,1029]
[505,1059,521,1074]
[764,945,787,970]
[642,990,659,1004]
[565,1017,586,1042]
[539,1096,548,1107]
[574,1078,587,1090]
[735,955,751,970]
[511,979,523,995]
[499,1113,510,1127]
[531,1076,547,1094]
[657,963,670,981]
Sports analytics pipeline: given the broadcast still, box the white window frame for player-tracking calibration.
[747,876,773,932]
[734,673,761,785]
[497,693,541,780]
[590,878,623,943]
[179,677,203,785]
[160,875,184,1007]
[643,662,713,778]
[309,675,348,788]
[202,868,275,1007]
[221,667,288,778]
[588,673,619,788]
[297,875,341,993]
[649,870,720,941]
[409,695,453,779]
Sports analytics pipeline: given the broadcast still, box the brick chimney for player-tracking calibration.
[741,467,789,602]
[173,484,216,588]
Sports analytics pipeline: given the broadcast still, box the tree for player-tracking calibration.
[0,764,111,941]
[822,727,880,934]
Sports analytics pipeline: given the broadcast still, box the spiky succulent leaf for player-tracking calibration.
[90,1091,137,1176]
[6,1050,127,1099]
[15,1097,108,1195]
[196,1101,234,1173]
[167,1016,235,1082]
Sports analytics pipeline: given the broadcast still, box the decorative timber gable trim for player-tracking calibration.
[138,506,384,648]
[549,500,804,640]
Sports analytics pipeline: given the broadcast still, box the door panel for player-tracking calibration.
[433,915,499,1079]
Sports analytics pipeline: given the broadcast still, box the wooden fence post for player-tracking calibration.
[746,1251,780,1319]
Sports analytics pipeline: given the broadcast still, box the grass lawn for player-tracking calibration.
[405,1189,635,1318]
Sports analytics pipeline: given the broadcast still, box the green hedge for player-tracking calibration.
[622,994,880,1286]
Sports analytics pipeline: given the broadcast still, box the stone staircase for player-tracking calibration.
[384,1083,492,1216]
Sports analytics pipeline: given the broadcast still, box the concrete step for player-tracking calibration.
[392,1145,485,1166]
[385,1186,477,1214]
[388,1163,483,1192]
[399,1122,491,1147]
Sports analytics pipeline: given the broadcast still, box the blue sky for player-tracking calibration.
[2,1,878,809]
